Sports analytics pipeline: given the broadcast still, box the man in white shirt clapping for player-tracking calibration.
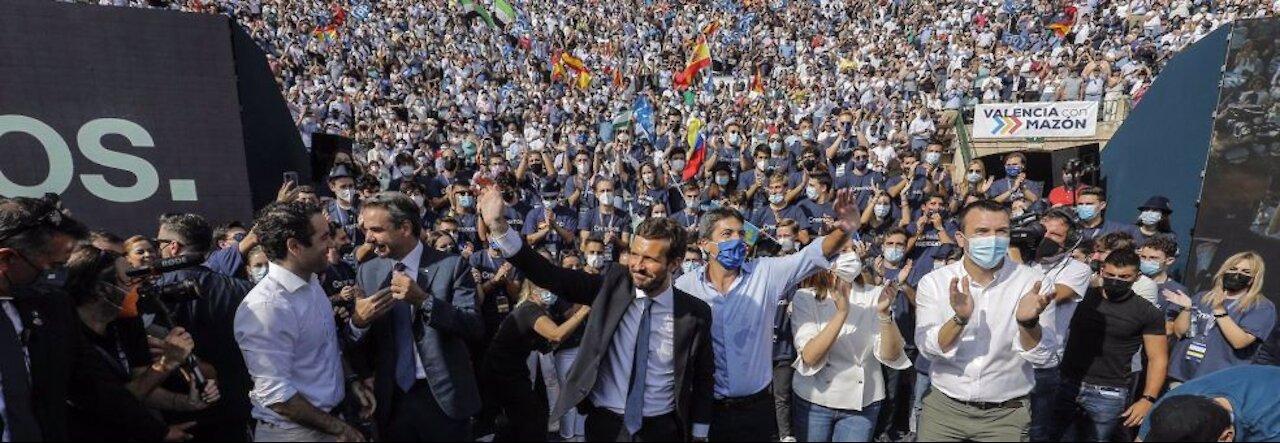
[914,200,1057,442]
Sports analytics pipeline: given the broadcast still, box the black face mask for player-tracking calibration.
[1223,272,1253,293]
[1035,237,1066,262]
[443,158,459,172]
[1089,260,1102,273]
[1102,277,1135,302]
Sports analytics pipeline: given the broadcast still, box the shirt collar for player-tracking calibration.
[952,256,1018,288]
[267,262,313,293]
[399,241,425,272]
[635,283,674,308]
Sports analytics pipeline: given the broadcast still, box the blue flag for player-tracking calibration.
[634,96,656,143]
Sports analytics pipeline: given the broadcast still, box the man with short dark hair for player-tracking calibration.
[348,192,484,441]
[677,190,862,442]
[987,152,1044,208]
[234,202,370,442]
[0,196,88,442]
[477,183,716,441]
[1139,365,1280,442]
[1048,248,1168,442]
[915,200,1056,442]
[155,212,256,441]
[1074,187,1140,242]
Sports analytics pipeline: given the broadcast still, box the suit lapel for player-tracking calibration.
[672,290,695,391]
[600,270,636,353]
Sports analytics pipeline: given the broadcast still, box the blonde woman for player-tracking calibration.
[480,280,590,441]
[123,235,157,269]
[1165,252,1276,382]
[791,244,910,442]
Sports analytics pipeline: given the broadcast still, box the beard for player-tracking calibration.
[632,268,670,294]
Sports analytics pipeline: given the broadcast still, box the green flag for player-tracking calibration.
[684,90,695,107]
[460,0,495,27]
[493,0,517,27]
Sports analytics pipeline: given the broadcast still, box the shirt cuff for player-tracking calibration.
[693,423,710,439]
[348,319,369,342]
[492,227,523,259]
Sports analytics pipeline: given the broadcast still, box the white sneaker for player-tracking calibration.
[781,437,797,443]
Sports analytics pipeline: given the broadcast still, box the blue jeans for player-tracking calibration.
[1049,380,1130,442]
[1029,367,1062,442]
[794,397,881,442]
[911,369,930,434]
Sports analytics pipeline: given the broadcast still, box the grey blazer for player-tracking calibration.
[353,247,484,424]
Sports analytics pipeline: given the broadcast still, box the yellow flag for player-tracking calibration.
[577,72,592,90]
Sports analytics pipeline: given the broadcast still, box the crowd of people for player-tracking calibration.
[9,0,1280,442]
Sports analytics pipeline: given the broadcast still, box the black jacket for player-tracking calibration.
[505,243,715,440]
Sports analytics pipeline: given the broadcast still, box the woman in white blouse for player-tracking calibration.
[791,248,911,442]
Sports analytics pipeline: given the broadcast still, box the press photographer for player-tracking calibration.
[64,245,221,442]
[153,213,256,441]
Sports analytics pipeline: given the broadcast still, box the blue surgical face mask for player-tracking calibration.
[1139,259,1163,277]
[681,261,701,275]
[459,195,476,208]
[769,194,785,205]
[966,235,1010,270]
[1005,166,1023,177]
[854,160,869,171]
[716,176,731,186]
[874,204,891,218]
[1138,210,1162,226]
[713,239,747,271]
[883,247,905,263]
[769,141,782,151]
[539,290,558,306]
[1075,204,1098,221]
[967,172,983,184]
[806,187,820,200]
[925,152,942,165]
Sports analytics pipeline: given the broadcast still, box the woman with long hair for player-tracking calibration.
[791,243,909,442]
[480,280,591,441]
[1166,251,1276,383]
[949,160,989,215]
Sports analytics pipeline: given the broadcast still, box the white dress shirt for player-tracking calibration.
[915,258,1057,403]
[0,299,23,443]
[235,263,345,428]
[1032,257,1093,369]
[791,286,911,411]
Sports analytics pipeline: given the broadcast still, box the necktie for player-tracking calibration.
[624,298,654,436]
[0,302,40,441]
[391,264,416,392]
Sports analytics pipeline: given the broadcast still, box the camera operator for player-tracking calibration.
[64,245,221,442]
[0,196,89,441]
[154,213,256,442]
[1012,209,1095,442]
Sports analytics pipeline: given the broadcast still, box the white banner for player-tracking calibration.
[972,101,1099,139]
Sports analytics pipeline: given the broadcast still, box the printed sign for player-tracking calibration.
[973,101,1099,139]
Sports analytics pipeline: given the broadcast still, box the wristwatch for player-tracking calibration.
[1141,394,1158,403]
[951,315,968,327]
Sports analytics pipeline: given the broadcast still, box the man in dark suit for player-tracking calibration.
[477,185,716,442]
[0,196,88,442]
[348,192,483,442]
[155,213,255,442]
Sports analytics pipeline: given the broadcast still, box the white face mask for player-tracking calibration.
[586,254,605,269]
[832,252,863,283]
[778,238,797,253]
[338,189,356,203]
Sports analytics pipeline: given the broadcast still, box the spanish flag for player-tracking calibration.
[702,20,719,38]
[675,37,712,89]
[577,71,592,90]
[550,53,565,82]
[561,52,589,75]
[613,68,624,89]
